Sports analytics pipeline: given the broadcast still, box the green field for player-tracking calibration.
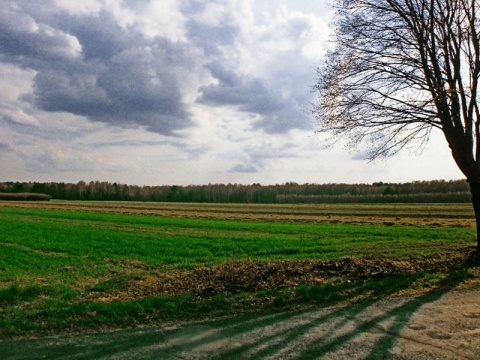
[0,201,478,338]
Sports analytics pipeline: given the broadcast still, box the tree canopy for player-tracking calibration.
[313,0,480,247]
[314,0,479,163]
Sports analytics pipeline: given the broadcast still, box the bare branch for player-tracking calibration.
[314,0,479,178]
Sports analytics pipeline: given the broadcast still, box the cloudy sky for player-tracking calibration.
[0,0,464,186]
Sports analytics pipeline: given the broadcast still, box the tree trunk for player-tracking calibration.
[468,181,480,250]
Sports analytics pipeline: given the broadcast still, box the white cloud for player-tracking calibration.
[1,107,39,127]
[0,0,465,186]
[52,0,103,15]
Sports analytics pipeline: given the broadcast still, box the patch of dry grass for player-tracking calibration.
[81,246,479,303]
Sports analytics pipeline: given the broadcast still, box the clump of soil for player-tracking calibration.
[84,247,479,303]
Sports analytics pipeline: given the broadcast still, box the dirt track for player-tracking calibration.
[1,286,479,359]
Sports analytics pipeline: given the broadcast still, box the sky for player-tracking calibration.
[0,0,464,186]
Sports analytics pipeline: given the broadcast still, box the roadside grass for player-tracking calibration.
[0,204,478,338]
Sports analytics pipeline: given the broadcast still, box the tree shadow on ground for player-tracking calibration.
[0,267,476,360]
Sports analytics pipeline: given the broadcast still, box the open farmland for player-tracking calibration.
[1,200,476,226]
[0,201,479,338]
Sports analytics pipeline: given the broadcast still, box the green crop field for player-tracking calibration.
[0,201,479,338]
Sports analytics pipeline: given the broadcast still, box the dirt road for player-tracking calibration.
[1,286,479,359]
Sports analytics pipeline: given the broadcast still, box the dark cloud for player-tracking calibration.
[0,0,313,137]
[0,4,81,67]
[0,142,12,152]
[230,164,258,173]
[0,3,193,135]
[30,41,192,134]
[59,11,132,61]
[186,19,238,56]
[197,62,308,133]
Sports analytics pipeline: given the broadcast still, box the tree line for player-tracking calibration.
[0,179,470,203]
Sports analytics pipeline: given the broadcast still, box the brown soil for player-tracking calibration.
[1,201,475,227]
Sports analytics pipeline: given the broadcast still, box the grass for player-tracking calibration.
[0,202,478,338]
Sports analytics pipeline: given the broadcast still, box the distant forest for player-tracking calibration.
[0,179,472,203]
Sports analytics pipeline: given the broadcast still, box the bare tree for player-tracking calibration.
[313,0,480,248]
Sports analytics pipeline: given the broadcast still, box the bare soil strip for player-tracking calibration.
[0,201,475,227]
